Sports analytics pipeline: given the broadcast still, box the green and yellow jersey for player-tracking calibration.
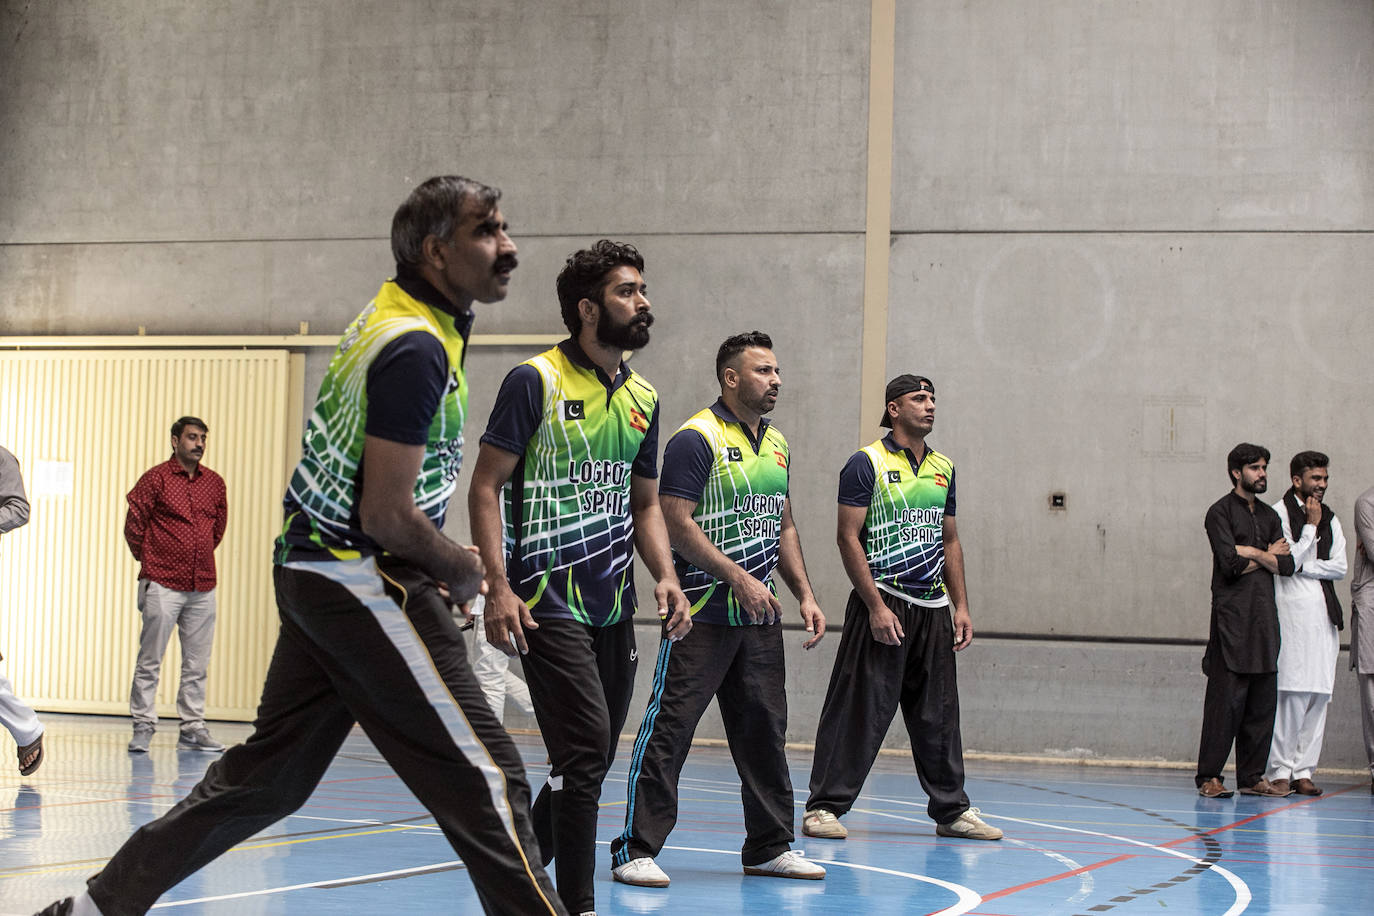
[659,401,790,626]
[481,339,659,626]
[276,274,472,563]
[838,433,956,607]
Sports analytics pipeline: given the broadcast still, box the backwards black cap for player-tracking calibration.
[879,374,934,427]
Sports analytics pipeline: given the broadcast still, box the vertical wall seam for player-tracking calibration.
[862,0,897,445]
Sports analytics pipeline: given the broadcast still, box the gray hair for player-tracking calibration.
[391,176,501,270]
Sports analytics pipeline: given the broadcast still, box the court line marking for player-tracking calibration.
[983,814,1251,916]
[835,803,1096,903]
[654,843,981,916]
[151,862,466,908]
[148,839,983,913]
[670,779,1093,902]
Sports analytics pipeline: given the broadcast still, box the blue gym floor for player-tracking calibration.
[3,715,1371,914]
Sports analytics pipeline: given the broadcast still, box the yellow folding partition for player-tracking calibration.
[0,350,302,721]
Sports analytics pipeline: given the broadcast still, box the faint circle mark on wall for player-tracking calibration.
[1291,246,1371,385]
[972,239,1115,373]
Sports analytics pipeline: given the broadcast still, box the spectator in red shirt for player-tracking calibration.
[124,416,228,754]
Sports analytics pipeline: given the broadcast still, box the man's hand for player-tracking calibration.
[436,544,486,610]
[800,596,826,649]
[1270,538,1291,557]
[869,601,904,646]
[436,581,480,622]
[952,605,974,651]
[1305,495,1322,527]
[730,571,782,625]
[484,583,538,657]
[656,578,692,642]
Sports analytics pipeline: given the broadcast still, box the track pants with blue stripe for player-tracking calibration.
[86,556,563,916]
[610,620,794,869]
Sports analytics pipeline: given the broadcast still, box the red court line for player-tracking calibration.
[977,854,1137,902]
[973,785,1360,903]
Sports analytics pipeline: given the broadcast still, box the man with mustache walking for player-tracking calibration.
[38,175,563,916]
[470,239,691,916]
[610,331,828,888]
[124,416,228,754]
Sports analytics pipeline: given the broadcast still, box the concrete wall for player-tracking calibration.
[3,1,1372,770]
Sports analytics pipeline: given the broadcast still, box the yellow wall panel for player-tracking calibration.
[0,350,300,721]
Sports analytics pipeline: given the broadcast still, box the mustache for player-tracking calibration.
[494,255,519,273]
[633,313,654,328]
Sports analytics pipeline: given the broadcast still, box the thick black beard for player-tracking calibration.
[1241,478,1267,495]
[597,310,652,350]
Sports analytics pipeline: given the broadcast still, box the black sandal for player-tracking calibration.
[18,732,43,776]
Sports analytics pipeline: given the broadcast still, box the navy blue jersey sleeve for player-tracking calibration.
[837,451,875,507]
[480,364,543,456]
[945,468,957,517]
[658,428,712,501]
[632,401,661,479]
[365,331,448,445]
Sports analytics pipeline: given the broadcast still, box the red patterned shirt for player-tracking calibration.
[124,457,227,592]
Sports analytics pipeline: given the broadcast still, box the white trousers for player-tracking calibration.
[0,662,43,747]
[129,581,216,731]
[468,612,533,725]
[1266,689,1330,782]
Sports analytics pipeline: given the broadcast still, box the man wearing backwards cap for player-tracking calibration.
[801,374,1003,842]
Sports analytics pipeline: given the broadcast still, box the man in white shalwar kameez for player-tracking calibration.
[1267,451,1346,796]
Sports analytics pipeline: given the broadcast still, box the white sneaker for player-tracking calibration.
[611,856,670,887]
[935,807,1003,840]
[743,849,826,880]
[801,808,848,839]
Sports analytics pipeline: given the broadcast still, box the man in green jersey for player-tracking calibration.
[37,177,564,916]
[470,240,690,916]
[802,374,1003,843]
[610,331,828,888]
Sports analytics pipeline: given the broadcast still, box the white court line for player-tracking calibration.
[839,799,1094,904]
[990,813,1251,916]
[863,794,1248,914]
[151,862,463,908]
[149,839,982,914]
[653,843,980,916]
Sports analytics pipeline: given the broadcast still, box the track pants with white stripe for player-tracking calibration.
[86,556,564,916]
[610,619,794,869]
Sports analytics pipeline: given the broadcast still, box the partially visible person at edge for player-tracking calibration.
[35,175,566,916]
[1350,482,1374,795]
[1196,442,1296,800]
[0,444,44,778]
[802,374,1004,843]
[469,239,690,916]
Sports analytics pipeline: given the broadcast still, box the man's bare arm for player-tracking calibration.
[943,516,973,651]
[776,499,826,648]
[838,503,902,646]
[359,435,484,602]
[632,476,691,642]
[467,442,537,657]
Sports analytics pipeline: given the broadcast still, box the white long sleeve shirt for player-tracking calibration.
[1272,491,1347,694]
